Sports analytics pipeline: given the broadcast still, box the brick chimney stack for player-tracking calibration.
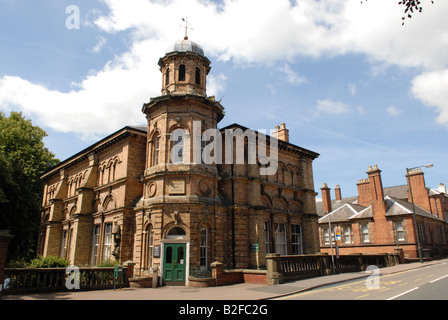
[335,184,342,201]
[357,178,371,207]
[406,168,431,212]
[367,164,390,244]
[367,165,385,205]
[321,183,332,214]
[273,123,289,143]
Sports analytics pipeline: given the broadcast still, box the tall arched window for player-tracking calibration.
[200,226,208,269]
[152,134,160,166]
[195,67,201,85]
[144,225,154,270]
[179,65,186,81]
[165,68,170,85]
[170,128,186,163]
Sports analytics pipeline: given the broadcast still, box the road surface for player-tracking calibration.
[274,261,448,300]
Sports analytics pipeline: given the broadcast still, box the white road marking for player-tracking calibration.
[387,287,419,300]
[430,275,448,283]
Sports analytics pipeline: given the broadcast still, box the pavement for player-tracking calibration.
[3,258,448,301]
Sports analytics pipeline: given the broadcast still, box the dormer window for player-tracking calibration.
[179,65,186,81]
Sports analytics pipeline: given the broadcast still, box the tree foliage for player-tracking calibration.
[0,111,59,261]
[362,0,435,25]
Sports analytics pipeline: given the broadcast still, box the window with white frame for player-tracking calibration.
[323,228,329,245]
[291,224,303,255]
[91,225,101,265]
[61,230,68,258]
[323,227,337,245]
[274,223,287,255]
[343,226,353,244]
[395,221,405,242]
[361,224,370,243]
[152,134,160,166]
[103,223,113,262]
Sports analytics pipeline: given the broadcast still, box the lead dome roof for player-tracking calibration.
[165,38,205,57]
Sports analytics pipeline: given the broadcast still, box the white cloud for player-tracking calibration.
[278,63,307,86]
[1,0,448,139]
[411,69,448,127]
[387,105,402,117]
[91,37,106,53]
[317,99,350,114]
[0,38,165,139]
[348,83,356,96]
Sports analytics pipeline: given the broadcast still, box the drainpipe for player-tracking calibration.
[231,164,236,268]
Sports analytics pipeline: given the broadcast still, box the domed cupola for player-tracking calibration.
[158,36,211,97]
[165,37,205,57]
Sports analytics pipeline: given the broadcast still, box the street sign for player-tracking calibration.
[336,232,341,241]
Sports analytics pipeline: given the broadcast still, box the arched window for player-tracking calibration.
[179,65,186,81]
[152,134,160,166]
[170,128,186,163]
[144,225,154,270]
[166,226,186,239]
[165,68,170,85]
[200,226,208,269]
[195,67,201,85]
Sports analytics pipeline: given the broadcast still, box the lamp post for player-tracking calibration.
[328,214,335,274]
[406,164,433,263]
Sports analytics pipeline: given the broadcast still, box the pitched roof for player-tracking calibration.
[385,196,445,221]
[318,203,367,224]
[318,194,445,224]
[40,125,147,179]
[316,185,408,217]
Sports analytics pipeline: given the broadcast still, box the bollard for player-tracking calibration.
[151,266,158,289]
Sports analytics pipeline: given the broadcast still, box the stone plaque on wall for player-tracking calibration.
[169,179,186,195]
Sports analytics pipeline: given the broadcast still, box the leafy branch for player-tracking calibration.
[361,0,435,25]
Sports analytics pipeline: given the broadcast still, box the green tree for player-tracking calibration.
[0,111,59,262]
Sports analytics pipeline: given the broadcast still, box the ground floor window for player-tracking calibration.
[91,225,101,265]
[343,226,353,244]
[291,224,303,255]
[274,223,287,255]
[61,230,68,258]
[103,222,113,262]
[394,221,405,242]
[361,224,370,243]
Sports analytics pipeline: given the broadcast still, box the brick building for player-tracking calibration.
[317,165,448,260]
[38,37,320,285]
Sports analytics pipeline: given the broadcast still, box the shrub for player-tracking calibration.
[6,256,31,268]
[29,255,70,268]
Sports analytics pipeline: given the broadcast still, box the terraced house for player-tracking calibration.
[318,165,448,260]
[38,37,320,286]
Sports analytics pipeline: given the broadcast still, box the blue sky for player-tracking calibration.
[1,0,447,200]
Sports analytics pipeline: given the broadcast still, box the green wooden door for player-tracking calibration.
[163,243,186,285]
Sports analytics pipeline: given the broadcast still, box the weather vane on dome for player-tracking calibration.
[181,17,193,40]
